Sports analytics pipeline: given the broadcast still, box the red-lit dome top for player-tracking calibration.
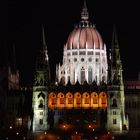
[66,26,104,50]
[66,0,104,50]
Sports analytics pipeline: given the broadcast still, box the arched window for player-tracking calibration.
[91,92,98,108]
[99,92,107,108]
[82,92,90,108]
[112,99,117,107]
[48,92,57,109]
[57,93,65,108]
[74,92,81,108]
[66,92,73,108]
[81,67,85,84]
[88,67,92,84]
[39,99,43,108]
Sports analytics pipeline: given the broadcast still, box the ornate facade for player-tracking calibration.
[32,1,129,134]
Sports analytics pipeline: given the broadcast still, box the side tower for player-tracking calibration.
[107,27,129,133]
[8,45,19,90]
[32,27,50,132]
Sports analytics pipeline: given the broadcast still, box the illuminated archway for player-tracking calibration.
[74,92,81,108]
[99,92,107,108]
[82,92,90,108]
[66,92,73,108]
[91,92,98,108]
[57,92,65,108]
[48,92,57,109]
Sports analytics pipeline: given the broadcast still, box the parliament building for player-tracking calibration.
[1,0,140,138]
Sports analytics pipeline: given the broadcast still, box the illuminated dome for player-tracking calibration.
[56,1,108,85]
[67,25,104,50]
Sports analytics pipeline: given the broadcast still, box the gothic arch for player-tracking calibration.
[38,99,44,108]
[66,92,73,108]
[91,92,98,108]
[82,92,90,108]
[57,92,65,108]
[99,92,107,108]
[74,92,81,108]
[48,92,57,108]
[112,98,118,107]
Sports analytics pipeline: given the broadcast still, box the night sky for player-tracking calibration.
[4,0,140,85]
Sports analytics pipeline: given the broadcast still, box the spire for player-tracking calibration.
[42,26,48,60]
[36,26,49,70]
[112,25,119,49]
[111,25,121,66]
[110,25,123,84]
[42,26,47,47]
[34,26,51,86]
[81,0,89,20]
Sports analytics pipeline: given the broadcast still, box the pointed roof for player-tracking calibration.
[81,0,89,20]
[35,26,49,70]
[112,25,119,49]
[42,26,48,61]
[42,26,47,47]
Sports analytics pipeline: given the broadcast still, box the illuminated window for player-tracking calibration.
[52,98,56,105]
[60,98,65,104]
[85,98,89,104]
[68,98,73,104]
[113,119,117,124]
[16,118,22,127]
[101,93,107,104]
[39,119,43,125]
[93,98,98,104]
[76,98,81,104]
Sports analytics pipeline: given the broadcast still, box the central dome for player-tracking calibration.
[66,26,104,50]
[56,1,108,85]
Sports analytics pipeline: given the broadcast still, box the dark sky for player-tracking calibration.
[4,0,140,85]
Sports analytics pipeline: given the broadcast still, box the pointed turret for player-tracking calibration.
[112,25,119,49]
[107,26,128,133]
[81,0,89,21]
[32,27,50,132]
[34,26,50,86]
[110,25,122,84]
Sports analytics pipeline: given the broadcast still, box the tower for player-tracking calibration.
[8,45,19,90]
[32,27,50,132]
[107,26,128,133]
